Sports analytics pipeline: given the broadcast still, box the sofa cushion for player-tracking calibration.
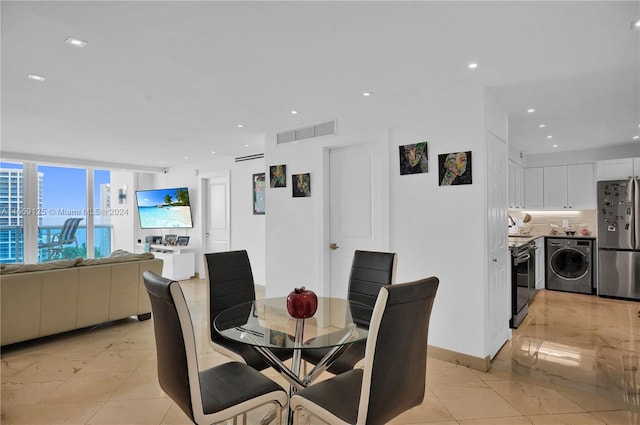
[76,251,155,267]
[110,249,154,259]
[0,258,82,275]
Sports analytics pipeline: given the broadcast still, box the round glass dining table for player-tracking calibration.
[214,296,371,388]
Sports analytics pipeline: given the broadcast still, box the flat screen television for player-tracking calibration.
[135,187,193,229]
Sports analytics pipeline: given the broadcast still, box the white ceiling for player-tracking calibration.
[2,1,639,171]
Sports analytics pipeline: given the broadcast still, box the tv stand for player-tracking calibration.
[149,245,195,281]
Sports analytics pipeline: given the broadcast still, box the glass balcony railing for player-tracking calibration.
[0,224,113,264]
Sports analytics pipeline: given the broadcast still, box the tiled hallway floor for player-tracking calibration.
[2,279,639,424]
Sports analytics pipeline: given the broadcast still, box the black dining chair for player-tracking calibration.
[291,276,439,425]
[204,250,293,370]
[142,271,288,425]
[302,250,397,375]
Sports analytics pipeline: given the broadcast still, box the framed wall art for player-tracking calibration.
[438,151,472,186]
[399,142,428,175]
[252,173,266,214]
[270,164,286,188]
[292,173,311,197]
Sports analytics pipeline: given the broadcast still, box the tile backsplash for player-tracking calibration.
[508,209,597,237]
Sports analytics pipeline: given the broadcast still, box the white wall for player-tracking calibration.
[109,170,136,253]
[388,89,488,359]
[264,87,493,360]
[264,133,342,298]
[229,159,267,285]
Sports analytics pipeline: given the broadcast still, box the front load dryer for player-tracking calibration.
[546,238,594,295]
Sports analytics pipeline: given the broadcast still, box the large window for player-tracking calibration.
[38,165,87,261]
[0,162,113,263]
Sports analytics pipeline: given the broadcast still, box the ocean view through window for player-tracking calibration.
[0,162,112,263]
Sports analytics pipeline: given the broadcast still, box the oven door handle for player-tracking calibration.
[514,253,531,265]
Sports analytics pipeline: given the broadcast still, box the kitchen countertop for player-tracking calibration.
[508,234,596,250]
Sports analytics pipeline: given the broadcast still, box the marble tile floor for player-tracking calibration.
[2,279,639,425]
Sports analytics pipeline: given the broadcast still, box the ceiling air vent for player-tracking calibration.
[235,153,264,162]
[277,120,337,144]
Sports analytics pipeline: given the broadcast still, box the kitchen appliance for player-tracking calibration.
[546,238,594,294]
[510,240,536,328]
[597,179,640,300]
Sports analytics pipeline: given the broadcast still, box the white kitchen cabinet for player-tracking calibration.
[543,166,568,209]
[543,163,594,209]
[596,158,634,180]
[534,237,545,290]
[524,167,544,209]
[567,163,595,209]
[508,161,524,209]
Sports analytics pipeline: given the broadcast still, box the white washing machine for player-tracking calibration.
[546,238,594,295]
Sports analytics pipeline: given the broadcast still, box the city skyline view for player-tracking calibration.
[0,161,113,263]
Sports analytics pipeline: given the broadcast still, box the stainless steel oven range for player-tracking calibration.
[510,240,536,329]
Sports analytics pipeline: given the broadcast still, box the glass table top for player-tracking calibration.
[213,296,371,350]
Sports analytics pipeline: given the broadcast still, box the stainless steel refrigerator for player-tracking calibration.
[597,179,640,300]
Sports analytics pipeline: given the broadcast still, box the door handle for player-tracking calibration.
[330,243,340,250]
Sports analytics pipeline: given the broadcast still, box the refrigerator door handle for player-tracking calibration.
[635,178,639,250]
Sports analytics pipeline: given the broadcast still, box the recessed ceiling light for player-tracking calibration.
[538,124,546,128]
[547,135,553,139]
[27,74,46,82]
[362,92,372,97]
[468,62,478,69]
[633,136,639,140]
[632,19,640,29]
[552,144,558,148]
[244,144,249,147]
[527,108,536,113]
[65,36,87,47]
[237,124,244,128]
[211,151,216,154]
[290,110,299,115]
[183,156,189,160]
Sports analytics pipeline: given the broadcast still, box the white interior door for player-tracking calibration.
[486,131,511,358]
[329,143,383,299]
[205,175,230,253]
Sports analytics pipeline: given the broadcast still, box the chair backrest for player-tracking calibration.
[143,271,199,423]
[358,276,439,424]
[203,250,257,341]
[58,218,83,244]
[347,250,397,326]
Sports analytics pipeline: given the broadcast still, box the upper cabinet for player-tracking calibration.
[524,167,544,209]
[596,158,640,180]
[508,161,524,209]
[543,164,595,209]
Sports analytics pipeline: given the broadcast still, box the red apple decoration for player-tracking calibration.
[286,286,318,319]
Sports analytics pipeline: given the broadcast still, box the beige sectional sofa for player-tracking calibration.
[0,251,163,346]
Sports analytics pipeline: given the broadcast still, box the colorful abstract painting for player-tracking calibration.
[292,173,311,197]
[253,173,266,214]
[399,142,428,175]
[438,151,472,186]
[270,164,286,188]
